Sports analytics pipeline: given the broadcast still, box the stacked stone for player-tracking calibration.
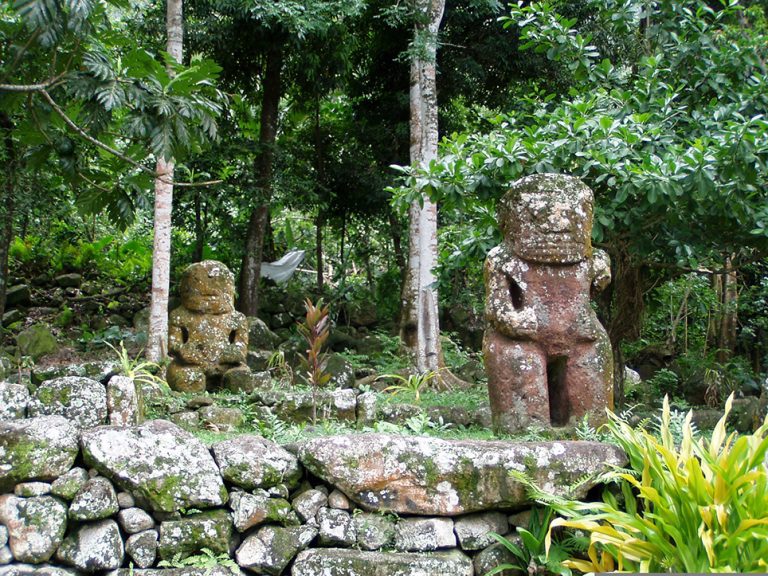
[1,403,625,576]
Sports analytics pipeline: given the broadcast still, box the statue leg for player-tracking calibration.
[563,337,614,427]
[484,331,548,434]
[166,362,207,393]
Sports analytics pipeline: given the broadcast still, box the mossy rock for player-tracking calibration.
[16,324,58,360]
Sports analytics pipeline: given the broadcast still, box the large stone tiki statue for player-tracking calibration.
[483,174,613,433]
[167,260,250,393]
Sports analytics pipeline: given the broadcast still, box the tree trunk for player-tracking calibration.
[399,0,445,373]
[316,212,324,290]
[0,112,17,321]
[193,188,204,262]
[238,42,283,317]
[716,255,738,362]
[147,0,184,363]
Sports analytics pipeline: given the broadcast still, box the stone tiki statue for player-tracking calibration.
[167,260,250,393]
[483,174,613,433]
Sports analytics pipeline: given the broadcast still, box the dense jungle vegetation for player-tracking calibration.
[1,0,768,410]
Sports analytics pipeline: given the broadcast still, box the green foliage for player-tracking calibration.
[645,368,680,400]
[105,340,169,391]
[486,507,582,576]
[157,548,239,575]
[535,396,768,573]
[376,370,439,404]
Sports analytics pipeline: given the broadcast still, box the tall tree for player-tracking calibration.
[400,0,445,373]
[147,0,184,363]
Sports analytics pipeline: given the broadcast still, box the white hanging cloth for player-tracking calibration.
[260,249,306,285]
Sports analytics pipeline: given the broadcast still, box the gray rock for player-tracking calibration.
[118,508,155,534]
[81,420,227,513]
[55,274,82,288]
[0,565,80,576]
[0,547,10,565]
[473,539,524,576]
[2,309,24,327]
[56,519,123,572]
[355,391,377,427]
[0,526,6,547]
[0,495,67,563]
[273,389,357,423]
[31,362,116,387]
[394,517,455,551]
[325,354,356,389]
[169,411,199,432]
[0,383,29,420]
[327,489,352,510]
[298,434,626,515]
[292,548,474,576]
[291,489,327,523]
[246,350,272,373]
[318,507,356,547]
[117,492,135,509]
[28,377,107,429]
[68,477,119,521]
[14,483,51,498]
[235,525,316,576]
[107,376,142,426]
[212,434,301,491]
[197,406,243,432]
[50,468,89,501]
[229,490,293,533]
[157,510,232,561]
[0,416,79,492]
[353,512,395,551]
[6,285,31,309]
[16,325,58,361]
[125,530,158,569]
[247,317,281,350]
[454,511,509,550]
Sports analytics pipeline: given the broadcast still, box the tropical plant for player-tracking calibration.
[485,506,583,576]
[529,395,768,573]
[105,340,168,391]
[297,298,331,424]
[157,547,239,575]
[376,369,440,404]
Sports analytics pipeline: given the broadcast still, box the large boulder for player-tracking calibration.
[0,416,79,492]
[28,377,107,429]
[0,495,68,563]
[212,435,301,491]
[292,549,473,576]
[0,384,29,421]
[298,434,626,515]
[16,325,58,361]
[80,420,227,513]
[235,525,317,576]
[55,519,123,572]
[270,389,357,423]
[157,510,232,561]
[247,317,281,350]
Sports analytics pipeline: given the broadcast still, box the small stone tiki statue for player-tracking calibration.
[167,260,250,393]
[483,174,613,433]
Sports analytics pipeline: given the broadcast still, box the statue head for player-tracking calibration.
[498,174,594,264]
[179,260,236,314]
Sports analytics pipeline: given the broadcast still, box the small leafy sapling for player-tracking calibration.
[298,298,332,424]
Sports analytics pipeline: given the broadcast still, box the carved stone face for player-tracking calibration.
[499,174,593,264]
[179,260,236,314]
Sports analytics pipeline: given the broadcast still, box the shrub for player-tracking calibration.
[538,396,768,573]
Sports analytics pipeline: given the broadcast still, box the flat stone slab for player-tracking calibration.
[298,434,626,515]
[292,548,473,576]
[81,420,227,512]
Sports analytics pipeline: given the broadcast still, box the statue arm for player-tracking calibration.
[484,256,538,339]
[220,314,248,364]
[590,249,611,292]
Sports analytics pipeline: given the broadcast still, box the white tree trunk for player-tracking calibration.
[400,0,445,373]
[147,0,183,363]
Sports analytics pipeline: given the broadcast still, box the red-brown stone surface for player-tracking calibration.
[484,174,613,433]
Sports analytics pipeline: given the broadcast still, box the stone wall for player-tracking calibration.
[0,379,625,576]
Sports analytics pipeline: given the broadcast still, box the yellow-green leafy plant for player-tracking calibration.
[535,395,768,573]
[376,369,439,404]
[105,340,169,391]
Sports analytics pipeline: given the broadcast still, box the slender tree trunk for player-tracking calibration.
[147,0,183,363]
[316,212,324,290]
[399,0,445,373]
[0,112,17,321]
[239,42,283,317]
[193,188,204,262]
[717,255,738,362]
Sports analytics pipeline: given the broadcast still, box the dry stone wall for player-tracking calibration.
[0,379,625,576]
